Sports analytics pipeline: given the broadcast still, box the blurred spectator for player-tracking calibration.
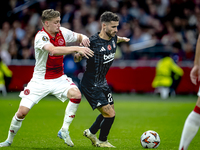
[0,0,199,62]
[12,20,25,41]
[85,15,100,36]
[184,42,195,61]
[8,39,20,59]
[172,41,185,61]
[61,4,75,24]
[119,5,133,26]
[128,0,140,20]
[0,22,13,51]
[161,23,183,46]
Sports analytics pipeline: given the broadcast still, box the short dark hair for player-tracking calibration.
[100,11,119,23]
[41,9,60,23]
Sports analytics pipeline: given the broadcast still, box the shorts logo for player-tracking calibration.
[42,36,49,41]
[107,45,112,50]
[97,102,101,107]
[24,89,30,95]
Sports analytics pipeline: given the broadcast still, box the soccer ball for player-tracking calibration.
[140,130,160,148]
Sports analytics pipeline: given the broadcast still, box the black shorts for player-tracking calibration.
[81,84,114,110]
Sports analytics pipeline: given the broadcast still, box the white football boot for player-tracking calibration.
[57,129,74,147]
[0,140,11,147]
[98,140,116,148]
[83,129,99,147]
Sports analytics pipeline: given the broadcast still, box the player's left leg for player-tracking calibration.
[179,97,200,150]
[58,87,81,147]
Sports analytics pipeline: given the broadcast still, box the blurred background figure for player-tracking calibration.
[152,53,184,99]
[0,56,12,96]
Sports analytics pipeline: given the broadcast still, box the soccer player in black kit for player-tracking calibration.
[74,11,130,147]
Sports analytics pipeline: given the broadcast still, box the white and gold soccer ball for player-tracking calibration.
[140,130,160,148]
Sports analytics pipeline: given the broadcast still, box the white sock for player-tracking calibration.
[61,101,79,132]
[179,111,200,150]
[6,115,24,143]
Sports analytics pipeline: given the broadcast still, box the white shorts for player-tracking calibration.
[198,87,200,97]
[19,75,77,108]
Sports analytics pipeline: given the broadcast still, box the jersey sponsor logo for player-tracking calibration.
[24,89,30,95]
[100,47,106,52]
[42,36,49,41]
[103,53,115,64]
[112,40,116,48]
[107,45,112,50]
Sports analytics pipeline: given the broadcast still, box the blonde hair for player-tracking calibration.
[41,9,60,23]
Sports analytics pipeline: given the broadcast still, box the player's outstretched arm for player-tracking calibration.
[43,43,94,59]
[117,36,130,43]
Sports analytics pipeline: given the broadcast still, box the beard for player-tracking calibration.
[105,31,115,38]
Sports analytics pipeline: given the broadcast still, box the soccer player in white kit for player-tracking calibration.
[0,9,94,148]
[179,35,200,150]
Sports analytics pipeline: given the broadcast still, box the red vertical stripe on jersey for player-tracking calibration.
[42,28,65,79]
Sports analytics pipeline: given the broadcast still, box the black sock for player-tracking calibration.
[89,114,104,134]
[99,116,115,141]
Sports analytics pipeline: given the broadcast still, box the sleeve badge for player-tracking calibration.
[42,36,49,41]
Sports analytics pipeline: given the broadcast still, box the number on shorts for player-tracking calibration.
[107,93,113,103]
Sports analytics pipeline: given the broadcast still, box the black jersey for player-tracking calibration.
[81,32,117,87]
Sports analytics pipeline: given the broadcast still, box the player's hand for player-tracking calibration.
[117,36,130,43]
[74,53,83,62]
[80,37,90,47]
[78,47,94,59]
[122,37,130,42]
[190,65,200,85]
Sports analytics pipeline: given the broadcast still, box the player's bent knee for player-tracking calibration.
[16,107,30,119]
[68,87,82,100]
[100,107,115,118]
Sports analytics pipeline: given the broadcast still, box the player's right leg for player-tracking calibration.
[0,98,33,147]
[97,104,115,148]
[179,97,200,150]
[57,86,82,147]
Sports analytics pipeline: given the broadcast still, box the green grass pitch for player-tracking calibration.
[0,92,200,150]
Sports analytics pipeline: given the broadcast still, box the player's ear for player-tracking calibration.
[102,22,106,30]
[44,20,49,26]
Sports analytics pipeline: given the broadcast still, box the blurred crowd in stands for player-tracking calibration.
[0,0,199,65]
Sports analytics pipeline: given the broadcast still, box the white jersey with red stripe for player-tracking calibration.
[32,27,78,80]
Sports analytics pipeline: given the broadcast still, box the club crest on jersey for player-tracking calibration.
[107,45,112,50]
[58,38,64,45]
[42,36,49,41]
[112,40,116,48]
